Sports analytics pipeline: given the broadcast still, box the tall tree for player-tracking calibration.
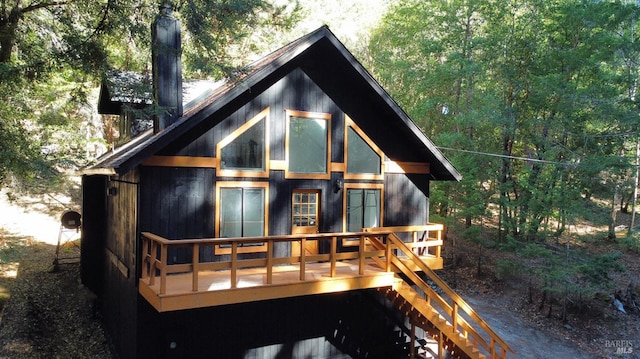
[0,0,301,191]
[369,0,501,228]
[369,0,640,241]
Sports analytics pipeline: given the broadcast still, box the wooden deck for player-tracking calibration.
[139,259,396,312]
[139,225,445,312]
[138,226,516,358]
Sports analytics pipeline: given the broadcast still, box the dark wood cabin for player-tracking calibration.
[82,6,513,359]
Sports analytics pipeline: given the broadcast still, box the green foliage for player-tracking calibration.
[370,0,640,242]
[0,0,302,192]
[576,252,625,286]
[495,259,521,281]
[177,0,302,77]
[497,235,523,252]
[461,225,483,244]
[499,239,625,313]
[618,232,640,253]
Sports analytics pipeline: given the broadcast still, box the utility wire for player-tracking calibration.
[436,146,580,167]
[438,146,640,168]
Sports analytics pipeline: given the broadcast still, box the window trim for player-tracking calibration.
[216,107,270,178]
[285,109,332,180]
[291,188,321,229]
[344,115,385,180]
[342,183,384,246]
[215,181,269,254]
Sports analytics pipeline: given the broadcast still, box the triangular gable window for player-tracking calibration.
[217,108,270,177]
[345,115,384,180]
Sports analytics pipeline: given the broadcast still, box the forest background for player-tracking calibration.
[1,0,639,335]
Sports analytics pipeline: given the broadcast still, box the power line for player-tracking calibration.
[436,146,580,167]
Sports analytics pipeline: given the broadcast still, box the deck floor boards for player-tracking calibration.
[139,259,397,311]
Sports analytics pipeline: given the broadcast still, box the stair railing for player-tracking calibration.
[365,230,515,359]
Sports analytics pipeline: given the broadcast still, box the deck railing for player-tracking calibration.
[139,225,512,358]
[140,231,385,295]
[364,228,515,359]
[140,225,443,295]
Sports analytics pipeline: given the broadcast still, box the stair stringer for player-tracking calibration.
[381,278,486,359]
[365,232,513,359]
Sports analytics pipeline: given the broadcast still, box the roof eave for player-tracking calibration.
[320,32,462,181]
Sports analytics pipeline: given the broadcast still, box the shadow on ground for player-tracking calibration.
[0,231,114,359]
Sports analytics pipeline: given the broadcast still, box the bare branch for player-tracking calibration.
[21,1,68,14]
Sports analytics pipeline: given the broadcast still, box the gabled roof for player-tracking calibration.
[87,26,461,181]
[97,70,222,115]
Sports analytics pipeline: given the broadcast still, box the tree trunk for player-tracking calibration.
[608,186,619,240]
[0,9,22,63]
[539,289,547,310]
[629,138,639,236]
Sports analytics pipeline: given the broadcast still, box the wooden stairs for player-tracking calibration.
[379,280,484,359]
[365,230,515,359]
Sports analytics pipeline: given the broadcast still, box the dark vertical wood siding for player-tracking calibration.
[384,173,428,226]
[151,68,344,243]
[81,175,107,294]
[140,167,214,239]
[137,291,410,359]
[139,167,215,262]
[138,67,430,246]
[176,68,340,160]
[102,169,140,359]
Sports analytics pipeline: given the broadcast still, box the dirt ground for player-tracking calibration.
[440,238,640,359]
[0,190,637,359]
[0,190,114,358]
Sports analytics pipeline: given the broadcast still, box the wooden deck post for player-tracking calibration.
[149,240,157,286]
[266,239,273,284]
[300,237,306,281]
[491,337,496,359]
[159,243,168,295]
[452,302,458,334]
[192,243,199,291]
[141,235,149,280]
[385,235,392,272]
[435,229,442,259]
[231,242,238,288]
[358,235,365,275]
[330,236,337,277]
[411,231,418,255]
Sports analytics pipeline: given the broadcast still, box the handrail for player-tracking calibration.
[364,230,515,359]
[140,231,397,295]
[375,224,443,257]
[139,226,514,357]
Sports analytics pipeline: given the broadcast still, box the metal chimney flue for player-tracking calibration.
[152,3,183,132]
